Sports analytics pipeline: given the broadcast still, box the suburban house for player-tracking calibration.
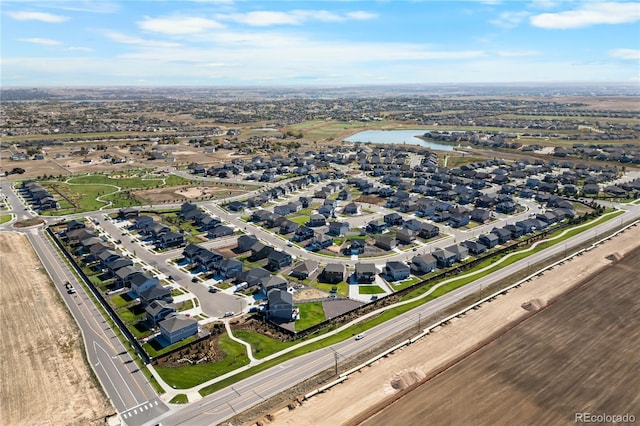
[130,272,160,295]
[384,261,411,281]
[227,200,247,212]
[138,285,172,306]
[158,313,198,345]
[354,263,377,283]
[375,236,397,251]
[279,219,300,235]
[236,235,259,253]
[267,250,293,271]
[449,213,470,228]
[199,216,221,231]
[306,234,333,251]
[250,242,275,261]
[431,248,458,268]
[490,227,512,244]
[411,253,437,274]
[344,239,366,255]
[118,207,139,220]
[145,300,177,326]
[445,243,469,261]
[237,267,271,287]
[267,288,297,322]
[217,258,243,278]
[366,219,387,234]
[156,231,185,249]
[134,215,154,230]
[470,208,491,223]
[402,218,423,232]
[207,225,234,239]
[289,260,318,280]
[396,228,416,244]
[342,202,360,215]
[105,257,133,275]
[462,240,488,255]
[114,266,139,287]
[384,212,404,227]
[478,233,500,248]
[261,275,289,294]
[67,228,95,244]
[327,221,349,236]
[66,219,85,232]
[307,214,326,227]
[320,263,345,283]
[293,226,315,242]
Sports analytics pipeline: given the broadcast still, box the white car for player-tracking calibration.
[355,333,365,341]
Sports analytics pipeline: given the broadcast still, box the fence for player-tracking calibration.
[46,227,151,364]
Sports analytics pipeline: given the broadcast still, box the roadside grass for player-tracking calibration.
[359,285,386,295]
[154,334,249,389]
[295,302,326,331]
[0,214,12,224]
[68,174,163,189]
[233,330,296,359]
[169,394,189,404]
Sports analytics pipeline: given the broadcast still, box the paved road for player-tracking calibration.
[153,202,640,426]
[26,228,169,426]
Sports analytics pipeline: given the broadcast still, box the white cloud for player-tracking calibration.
[531,2,640,29]
[42,1,121,14]
[65,46,94,52]
[104,31,182,48]
[346,11,378,20]
[219,9,377,26]
[7,11,68,23]
[610,48,640,60]
[489,11,530,28]
[18,38,62,46]
[497,50,540,57]
[138,16,224,34]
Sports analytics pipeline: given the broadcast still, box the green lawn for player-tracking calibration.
[0,214,12,224]
[68,174,163,189]
[390,276,424,291]
[289,215,310,226]
[359,285,386,294]
[295,301,326,331]
[154,334,250,389]
[169,394,189,404]
[233,330,296,359]
[314,281,349,297]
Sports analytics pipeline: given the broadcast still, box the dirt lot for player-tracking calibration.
[263,227,640,426]
[0,232,112,425]
[360,245,640,426]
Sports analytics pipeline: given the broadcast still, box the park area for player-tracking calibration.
[0,232,112,425]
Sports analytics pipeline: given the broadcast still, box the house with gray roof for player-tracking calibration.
[159,313,198,345]
[145,300,177,326]
[320,263,345,283]
[267,288,297,322]
[355,263,377,283]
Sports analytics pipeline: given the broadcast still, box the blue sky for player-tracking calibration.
[2,1,639,86]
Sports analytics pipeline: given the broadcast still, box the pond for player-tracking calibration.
[343,130,455,151]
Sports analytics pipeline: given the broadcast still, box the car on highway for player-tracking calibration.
[355,333,365,340]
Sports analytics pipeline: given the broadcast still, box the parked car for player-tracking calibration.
[208,287,218,293]
[223,311,234,317]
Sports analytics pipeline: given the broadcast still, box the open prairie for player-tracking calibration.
[0,232,112,425]
[358,246,640,426]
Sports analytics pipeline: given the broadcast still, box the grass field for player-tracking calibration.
[0,214,12,224]
[359,285,386,295]
[314,281,349,297]
[154,334,250,388]
[296,301,327,331]
[234,330,296,359]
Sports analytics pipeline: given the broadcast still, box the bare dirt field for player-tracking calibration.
[134,185,247,203]
[262,227,640,426]
[0,232,112,426]
[359,245,640,426]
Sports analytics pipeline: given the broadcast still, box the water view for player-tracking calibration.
[343,130,455,151]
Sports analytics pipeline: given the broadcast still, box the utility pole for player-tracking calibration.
[418,312,422,331]
[334,351,339,376]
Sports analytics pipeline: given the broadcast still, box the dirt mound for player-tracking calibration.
[521,298,547,312]
[605,252,623,261]
[389,369,426,391]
